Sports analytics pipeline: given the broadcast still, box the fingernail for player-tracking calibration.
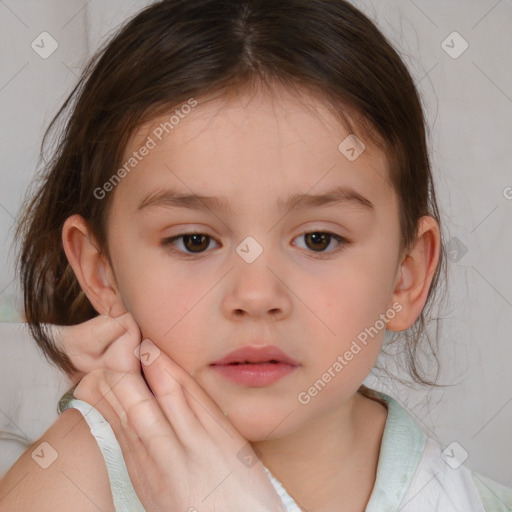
[140,338,161,366]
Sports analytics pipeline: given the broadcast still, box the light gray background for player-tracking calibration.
[0,0,511,488]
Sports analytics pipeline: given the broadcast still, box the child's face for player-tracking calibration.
[104,87,402,440]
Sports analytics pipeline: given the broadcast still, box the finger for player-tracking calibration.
[98,371,132,427]
[73,370,127,425]
[100,313,142,373]
[140,357,207,449]
[106,370,185,468]
[141,339,240,443]
[118,414,161,495]
[73,371,138,464]
[50,313,123,354]
[75,372,161,491]
[48,312,139,374]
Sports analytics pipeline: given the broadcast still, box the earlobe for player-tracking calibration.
[386,216,441,332]
[62,214,125,317]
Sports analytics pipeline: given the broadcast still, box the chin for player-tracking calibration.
[228,411,296,442]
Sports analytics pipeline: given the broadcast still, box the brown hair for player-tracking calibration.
[15,0,447,384]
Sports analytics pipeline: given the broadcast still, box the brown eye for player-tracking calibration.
[182,234,210,252]
[305,232,330,251]
[293,231,348,254]
[160,233,219,255]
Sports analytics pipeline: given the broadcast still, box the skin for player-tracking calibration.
[62,85,440,510]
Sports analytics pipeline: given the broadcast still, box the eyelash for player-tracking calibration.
[159,230,350,258]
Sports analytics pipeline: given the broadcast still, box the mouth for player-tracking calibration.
[209,346,298,387]
[209,345,299,367]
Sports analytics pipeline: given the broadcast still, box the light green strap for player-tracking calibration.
[470,469,512,511]
[58,387,146,512]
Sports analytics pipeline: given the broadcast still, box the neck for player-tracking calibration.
[251,391,388,511]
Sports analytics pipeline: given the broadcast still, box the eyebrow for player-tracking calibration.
[136,185,374,214]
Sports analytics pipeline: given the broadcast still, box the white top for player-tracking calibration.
[58,388,512,511]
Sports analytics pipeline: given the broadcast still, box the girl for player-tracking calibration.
[2,0,511,510]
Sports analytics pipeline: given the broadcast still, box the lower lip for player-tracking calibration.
[210,362,297,386]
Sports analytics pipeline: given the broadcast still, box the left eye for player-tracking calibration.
[293,231,347,253]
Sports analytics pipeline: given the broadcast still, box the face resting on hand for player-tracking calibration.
[64,85,440,442]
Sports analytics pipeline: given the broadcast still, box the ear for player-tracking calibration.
[62,214,127,318]
[386,216,441,332]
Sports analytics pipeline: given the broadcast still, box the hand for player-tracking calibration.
[50,312,142,382]
[62,314,286,512]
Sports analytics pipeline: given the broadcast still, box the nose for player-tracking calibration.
[221,251,292,322]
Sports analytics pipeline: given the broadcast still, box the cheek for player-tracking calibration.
[297,251,394,376]
[309,260,391,333]
[112,251,215,370]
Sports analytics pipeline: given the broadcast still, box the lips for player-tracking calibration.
[209,345,298,387]
[210,345,298,367]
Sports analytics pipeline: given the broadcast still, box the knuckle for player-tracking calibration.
[125,395,154,421]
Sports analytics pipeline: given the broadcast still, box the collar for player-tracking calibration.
[264,390,427,511]
[364,391,427,511]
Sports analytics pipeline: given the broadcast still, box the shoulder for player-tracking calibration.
[0,407,115,512]
[469,468,512,512]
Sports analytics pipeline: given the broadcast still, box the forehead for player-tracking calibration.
[111,87,393,214]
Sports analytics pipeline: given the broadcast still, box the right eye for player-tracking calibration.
[160,232,220,255]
